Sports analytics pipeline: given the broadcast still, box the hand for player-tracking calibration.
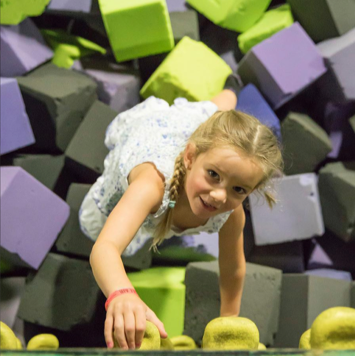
[104,293,167,350]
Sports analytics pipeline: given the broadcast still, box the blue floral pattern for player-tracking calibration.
[79,96,233,256]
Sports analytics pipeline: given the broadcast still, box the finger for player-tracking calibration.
[146,309,168,338]
[113,314,128,350]
[134,306,146,348]
[104,315,114,348]
[123,310,136,349]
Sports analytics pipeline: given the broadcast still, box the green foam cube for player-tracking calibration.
[98,0,174,62]
[127,267,185,337]
[0,0,50,25]
[140,36,232,104]
[238,4,294,54]
[186,0,271,32]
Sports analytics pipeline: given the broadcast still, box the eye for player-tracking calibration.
[233,186,246,194]
[207,170,219,180]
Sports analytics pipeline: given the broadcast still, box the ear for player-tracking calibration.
[184,143,196,170]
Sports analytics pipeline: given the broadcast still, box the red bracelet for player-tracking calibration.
[105,288,137,311]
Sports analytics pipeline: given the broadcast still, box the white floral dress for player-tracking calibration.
[79,96,233,256]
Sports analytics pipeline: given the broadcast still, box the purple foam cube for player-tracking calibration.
[0,18,53,77]
[166,0,189,12]
[1,167,70,270]
[47,0,92,13]
[237,22,327,109]
[237,83,281,141]
[317,28,355,102]
[0,78,35,155]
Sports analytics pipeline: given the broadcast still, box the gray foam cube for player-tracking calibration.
[65,100,117,183]
[318,162,355,242]
[287,0,355,42]
[55,184,94,258]
[73,58,140,113]
[13,154,65,192]
[351,282,355,308]
[237,22,327,109]
[281,112,332,175]
[0,277,26,329]
[274,273,351,348]
[18,253,101,331]
[317,28,355,102]
[248,240,305,273]
[249,173,324,245]
[17,63,97,153]
[184,261,282,346]
[0,18,53,77]
[1,167,70,269]
[0,78,35,155]
[305,268,352,281]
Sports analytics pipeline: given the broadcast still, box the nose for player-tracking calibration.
[210,189,227,206]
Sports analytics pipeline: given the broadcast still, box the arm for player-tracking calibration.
[89,163,167,349]
[218,205,246,316]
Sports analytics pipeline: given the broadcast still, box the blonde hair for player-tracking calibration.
[151,110,283,251]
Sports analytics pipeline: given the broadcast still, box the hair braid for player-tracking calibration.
[151,152,186,251]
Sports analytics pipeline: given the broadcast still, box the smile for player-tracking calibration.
[200,197,217,212]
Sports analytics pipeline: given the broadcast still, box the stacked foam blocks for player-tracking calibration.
[0,0,354,349]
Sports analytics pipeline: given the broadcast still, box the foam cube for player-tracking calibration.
[17,63,97,153]
[237,83,281,141]
[18,253,103,331]
[1,167,69,269]
[281,112,332,174]
[237,22,327,109]
[127,267,186,337]
[141,36,232,104]
[247,240,304,273]
[13,154,65,192]
[55,184,94,258]
[0,78,35,155]
[0,18,53,77]
[317,28,355,102]
[166,0,189,12]
[351,282,355,308]
[322,102,355,161]
[98,0,174,62]
[274,274,351,348]
[184,261,282,346]
[65,101,117,183]
[74,57,141,113]
[249,173,324,245]
[318,162,355,242]
[238,4,294,54]
[47,0,92,13]
[186,0,272,32]
[0,277,26,329]
[305,269,352,281]
[0,0,50,25]
[153,232,219,264]
[287,0,355,42]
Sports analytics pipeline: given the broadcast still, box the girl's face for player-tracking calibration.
[183,144,264,219]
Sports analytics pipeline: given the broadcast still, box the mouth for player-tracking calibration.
[200,197,217,212]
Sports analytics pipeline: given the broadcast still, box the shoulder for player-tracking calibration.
[127,162,166,214]
[219,205,245,238]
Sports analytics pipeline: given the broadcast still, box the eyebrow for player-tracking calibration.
[211,164,253,191]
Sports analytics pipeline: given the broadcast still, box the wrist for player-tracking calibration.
[105,288,138,310]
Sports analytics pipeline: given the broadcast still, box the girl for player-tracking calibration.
[79,87,283,350]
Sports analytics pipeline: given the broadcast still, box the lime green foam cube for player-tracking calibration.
[238,4,294,54]
[98,0,174,62]
[127,267,185,337]
[0,0,50,25]
[140,36,232,104]
[186,0,272,32]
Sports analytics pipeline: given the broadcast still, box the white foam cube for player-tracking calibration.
[249,173,324,245]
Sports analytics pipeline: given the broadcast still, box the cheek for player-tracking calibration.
[186,173,209,195]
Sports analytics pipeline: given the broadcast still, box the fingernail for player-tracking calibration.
[136,343,141,349]
[107,342,113,349]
